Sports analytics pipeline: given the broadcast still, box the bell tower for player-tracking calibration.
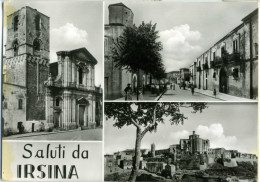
[5,6,50,120]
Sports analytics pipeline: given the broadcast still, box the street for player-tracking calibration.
[159,86,221,101]
[3,128,103,141]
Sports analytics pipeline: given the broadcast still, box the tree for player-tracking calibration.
[105,102,207,181]
[112,22,165,100]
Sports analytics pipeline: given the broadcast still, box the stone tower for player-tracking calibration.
[105,3,134,99]
[108,2,134,27]
[151,143,155,157]
[5,6,50,120]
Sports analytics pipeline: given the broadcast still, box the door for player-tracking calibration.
[219,68,228,93]
[79,105,85,126]
[32,123,35,132]
[54,112,60,128]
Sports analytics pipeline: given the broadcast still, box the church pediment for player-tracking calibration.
[77,97,89,105]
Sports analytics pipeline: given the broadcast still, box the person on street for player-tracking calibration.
[138,87,143,100]
[124,83,132,100]
[191,84,195,95]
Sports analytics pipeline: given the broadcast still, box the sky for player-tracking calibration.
[3,0,103,86]
[105,103,258,156]
[105,0,257,72]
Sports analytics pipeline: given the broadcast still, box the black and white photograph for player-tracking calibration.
[104,102,258,181]
[2,0,103,141]
[104,1,258,101]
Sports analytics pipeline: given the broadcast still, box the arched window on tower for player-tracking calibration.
[33,39,41,55]
[35,14,41,31]
[78,68,83,84]
[13,40,19,57]
[14,15,19,31]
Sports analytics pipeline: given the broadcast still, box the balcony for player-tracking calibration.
[229,52,241,62]
[203,63,209,70]
[210,61,216,68]
[196,66,201,72]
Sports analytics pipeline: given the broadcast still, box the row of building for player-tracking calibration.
[105,131,257,176]
[167,9,258,99]
[2,6,102,135]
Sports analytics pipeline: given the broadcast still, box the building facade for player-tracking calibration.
[45,48,102,130]
[2,6,102,135]
[166,71,180,84]
[179,68,190,84]
[193,9,258,99]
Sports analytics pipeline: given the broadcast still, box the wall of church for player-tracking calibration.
[26,59,49,120]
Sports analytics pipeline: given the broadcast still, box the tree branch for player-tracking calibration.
[141,103,158,137]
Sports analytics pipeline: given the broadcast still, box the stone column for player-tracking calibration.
[68,59,72,85]
[84,104,88,127]
[64,56,70,87]
[88,95,92,123]
[58,56,62,76]
[87,66,91,89]
[92,96,96,126]
[71,97,76,127]
[63,90,71,130]
[72,62,75,83]
[77,68,79,86]
[85,69,88,87]
[92,66,95,88]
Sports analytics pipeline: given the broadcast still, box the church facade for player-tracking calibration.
[2,6,102,135]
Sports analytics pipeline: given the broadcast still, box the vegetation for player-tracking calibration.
[105,102,207,181]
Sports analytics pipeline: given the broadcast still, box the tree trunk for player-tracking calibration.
[136,69,139,101]
[129,128,142,182]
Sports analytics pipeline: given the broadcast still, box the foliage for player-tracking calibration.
[105,102,207,133]
[112,22,165,79]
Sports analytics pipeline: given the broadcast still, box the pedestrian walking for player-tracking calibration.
[191,84,195,95]
[138,87,143,100]
[124,83,132,100]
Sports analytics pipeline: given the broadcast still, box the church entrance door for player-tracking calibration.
[79,105,85,126]
[54,112,61,128]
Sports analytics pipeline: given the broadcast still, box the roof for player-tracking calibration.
[242,8,258,22]
[108,2,132,12]
[57,47,98,65]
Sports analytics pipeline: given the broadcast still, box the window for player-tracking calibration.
[35,15,41,31]
[255,43,258,57]
[232,68,239,79]
[78,68,83,84]
[18,99,23,109]
[33,39,41,55]
[14,15,19,31]
[56,98,60,107]
[13,40,18,57]
[213,52,216,61]
[221,46,226,55]
[233,39,238,53]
